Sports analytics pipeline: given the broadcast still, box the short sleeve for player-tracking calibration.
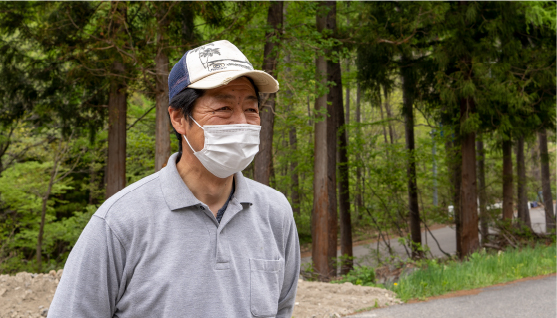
[48,215,126,318]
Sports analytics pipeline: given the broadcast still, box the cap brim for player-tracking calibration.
[187,70,279,93]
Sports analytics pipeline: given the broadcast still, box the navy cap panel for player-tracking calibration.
[168,50,191,102]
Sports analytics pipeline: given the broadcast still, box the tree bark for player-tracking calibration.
[154,6,171,172]
[502,139,514,221]
[516,135,531,229]
[289,126,300,215]
[345,64,350,125]
[312,1,337,280]
[538,129,556,232]
[335,51,352,276]
[400,56,422,259]
[476,137,489,243]
[106,61,127,199]
[378,91,389,145]
[355,84,363,221]
[106,3,127,199]
[383,86,395,144]
[459,97,480,258]
[254,1,283,185]
[325,1,338,276]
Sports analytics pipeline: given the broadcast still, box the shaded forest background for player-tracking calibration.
[0,1,555,278]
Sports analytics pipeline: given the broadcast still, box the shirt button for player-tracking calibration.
[200,206,205,210]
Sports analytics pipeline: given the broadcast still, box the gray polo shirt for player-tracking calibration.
[48,153,300,318]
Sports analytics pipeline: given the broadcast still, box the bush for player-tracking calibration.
[332,266,376,286]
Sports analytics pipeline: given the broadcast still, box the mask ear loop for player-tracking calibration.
[183,116,204,153]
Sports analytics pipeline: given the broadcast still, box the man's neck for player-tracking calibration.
[176,151,234,217]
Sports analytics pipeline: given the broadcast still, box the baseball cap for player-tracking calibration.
[168,40,279,102]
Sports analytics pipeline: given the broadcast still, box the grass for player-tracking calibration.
[391,243,556,301]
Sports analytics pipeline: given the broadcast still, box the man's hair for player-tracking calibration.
[168,77,261,160]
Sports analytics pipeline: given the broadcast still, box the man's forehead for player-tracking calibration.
[206,77,257,97]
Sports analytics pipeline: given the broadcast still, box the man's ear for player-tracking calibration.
[168,107,187,136]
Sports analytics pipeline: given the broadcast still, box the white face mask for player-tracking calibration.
[183,116,261,178]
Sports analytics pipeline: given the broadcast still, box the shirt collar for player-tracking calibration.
[159,152,254,210]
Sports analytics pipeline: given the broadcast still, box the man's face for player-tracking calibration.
[186,77,260,152]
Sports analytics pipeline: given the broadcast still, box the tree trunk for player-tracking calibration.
[254,1,283,185]
[516,135,531,229]
[37,157,59,272]
[446,137,462,253]
[335,51,352,276]
[106,61,127,199]
[355,84,363,221]
[154,7,171,171]
[325,1,338,276]
[538,129,556,232]
[401,56,422,259]
[476,137,489,243]
[383,86,395,144]
[432,131,438,206]
[284,53,300,215]
[289,126,300,215]
[502,139,514,221]
[312,1,331,280]
[345,64,350,125]
[459,97,480,258]
[106,4,127,199]
[529,138,540,187]
[378,92,389,145]
[89,157,97,205]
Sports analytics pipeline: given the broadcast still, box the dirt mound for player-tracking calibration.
[293,280,401,317]
[0,270,61,318]
[0,270,401,317]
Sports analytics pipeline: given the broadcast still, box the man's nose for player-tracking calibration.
[230,109,248,124]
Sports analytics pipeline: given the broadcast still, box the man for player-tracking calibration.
[49,40,300,318]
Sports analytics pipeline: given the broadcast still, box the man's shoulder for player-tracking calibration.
[94,172,162,220]
[243,177,292,217]
[244,177,288,200]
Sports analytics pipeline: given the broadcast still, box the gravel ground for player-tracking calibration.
[0,270,400,318]
[0,271,60,318]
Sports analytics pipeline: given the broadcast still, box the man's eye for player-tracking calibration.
[246,108,258,113]
[217,107,231,111]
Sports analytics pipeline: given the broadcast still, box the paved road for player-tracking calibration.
[302,206,549,267]
[350,275,557,318]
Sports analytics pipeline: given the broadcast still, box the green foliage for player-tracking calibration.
[0,1,555,276]
[391,244,556,301]
[331,266,377,287]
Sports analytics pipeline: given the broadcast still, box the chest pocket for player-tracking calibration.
[249,258,283,317]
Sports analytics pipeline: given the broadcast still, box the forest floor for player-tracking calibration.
[0,270,401,318]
